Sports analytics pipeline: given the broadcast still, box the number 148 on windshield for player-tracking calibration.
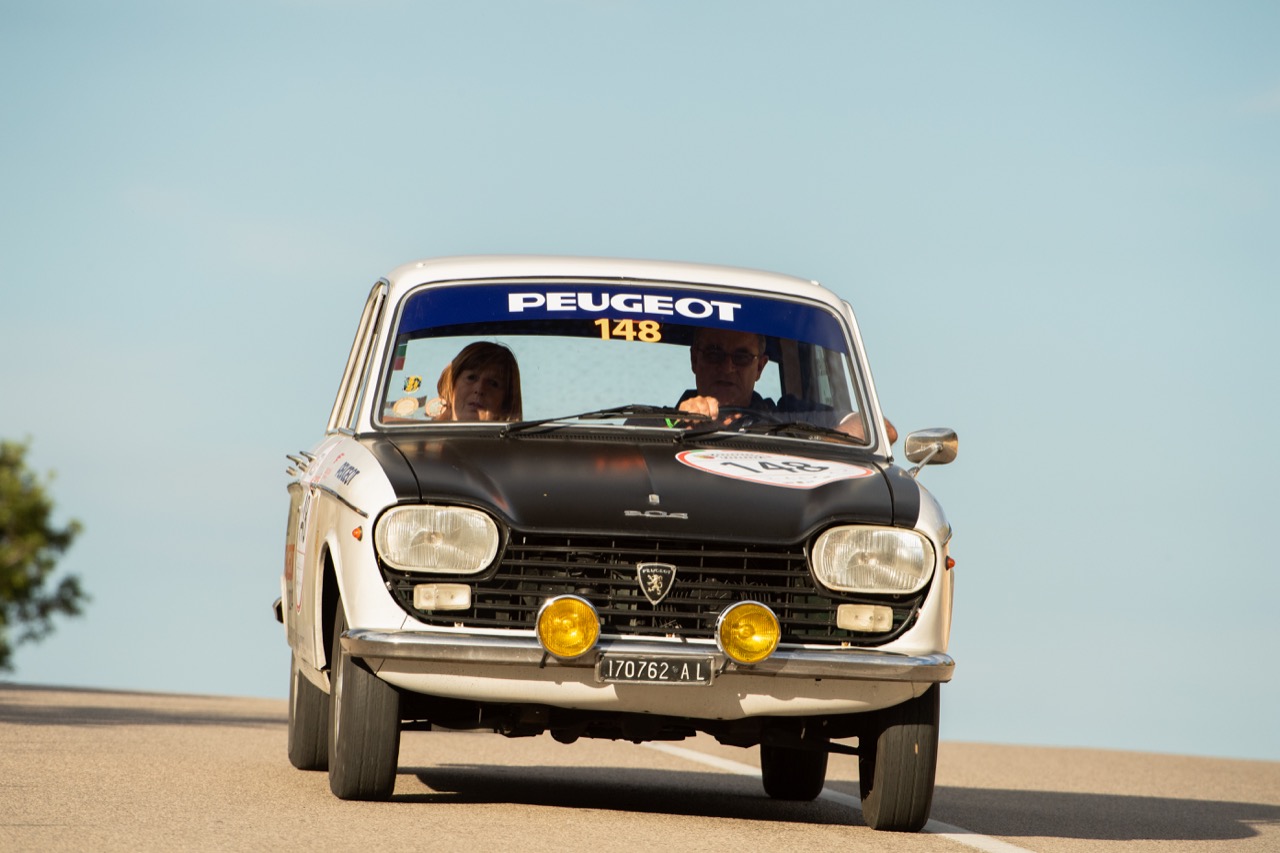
[594,318,662,342]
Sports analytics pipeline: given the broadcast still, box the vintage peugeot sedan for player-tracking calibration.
[277,255,958,832]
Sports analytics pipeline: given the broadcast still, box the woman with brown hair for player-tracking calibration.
[431,341,523,422]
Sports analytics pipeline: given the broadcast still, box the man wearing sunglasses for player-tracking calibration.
[677,328,769,417]
[676,328,896,443]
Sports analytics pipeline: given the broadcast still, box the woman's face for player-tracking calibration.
[450,365,508,421]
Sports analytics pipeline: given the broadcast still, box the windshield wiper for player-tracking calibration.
[739,420,864,444]
[682,417,863,445]
[501,405,710,436]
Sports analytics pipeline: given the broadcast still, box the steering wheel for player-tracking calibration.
[715,406,784,427]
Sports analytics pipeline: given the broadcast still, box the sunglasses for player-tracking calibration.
[698,347,762,367]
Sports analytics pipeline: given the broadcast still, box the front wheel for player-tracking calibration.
[760,743,829,801]
[287,652,329,770]
[327,602,401,800]
[858,686,940,832]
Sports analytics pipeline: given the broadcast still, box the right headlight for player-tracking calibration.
[375,504,499,574]
[810,526,935,594]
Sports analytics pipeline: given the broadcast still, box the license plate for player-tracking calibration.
[596,655,714,685]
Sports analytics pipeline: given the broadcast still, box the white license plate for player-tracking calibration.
[596,655,714,685]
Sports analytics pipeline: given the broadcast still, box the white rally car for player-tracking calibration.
[277,255,958,832]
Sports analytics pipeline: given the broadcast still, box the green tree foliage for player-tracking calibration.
[0,440,85,670]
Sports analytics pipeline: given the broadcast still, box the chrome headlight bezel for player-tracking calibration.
[810,526,936,595]
[374,504,500,574]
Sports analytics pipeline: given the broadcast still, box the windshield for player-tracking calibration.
[375,279,872,443]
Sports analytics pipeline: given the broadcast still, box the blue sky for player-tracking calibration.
[3,1,1277,762]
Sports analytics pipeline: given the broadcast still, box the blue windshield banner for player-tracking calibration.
[397,283,848,352]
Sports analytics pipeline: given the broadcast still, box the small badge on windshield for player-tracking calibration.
[636,563,677,605]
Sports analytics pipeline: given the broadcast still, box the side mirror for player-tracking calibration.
[904,428,958,478]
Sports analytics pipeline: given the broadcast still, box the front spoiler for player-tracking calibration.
[343,629,954,684]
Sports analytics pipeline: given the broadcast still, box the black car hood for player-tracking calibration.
[364,432,919,543]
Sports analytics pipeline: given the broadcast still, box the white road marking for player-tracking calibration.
[644,742,1035,853]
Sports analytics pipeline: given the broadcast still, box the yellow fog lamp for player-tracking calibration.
[536,595,600,660]
[716,601,780,665]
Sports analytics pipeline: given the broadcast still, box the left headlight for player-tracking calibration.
[375,505,500,574]
[810,526,936,594]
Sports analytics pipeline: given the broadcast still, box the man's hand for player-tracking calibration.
[678,395,722,420]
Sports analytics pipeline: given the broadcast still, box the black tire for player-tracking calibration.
[760,743,829,801]
[327,603,401,800]
[287,653,329,770]
[858,685,940,832]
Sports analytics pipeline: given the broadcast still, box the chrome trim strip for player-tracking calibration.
[343,630,953,683]
[314,484,369,518]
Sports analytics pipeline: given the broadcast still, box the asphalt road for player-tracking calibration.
[2,683,1277,852]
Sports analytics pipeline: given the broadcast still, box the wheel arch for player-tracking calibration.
[319,545,341,673]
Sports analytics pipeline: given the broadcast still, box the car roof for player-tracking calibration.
[380,255,837,305]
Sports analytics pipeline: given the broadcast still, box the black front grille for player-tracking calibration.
[382,532,920,645]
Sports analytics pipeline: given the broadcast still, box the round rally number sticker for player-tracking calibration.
[675,449,873,489]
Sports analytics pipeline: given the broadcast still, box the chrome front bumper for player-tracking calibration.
[343,629,954,684]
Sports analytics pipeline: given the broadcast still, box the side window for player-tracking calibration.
[812,345,854,410]
[754,339,783,403]
[780,339,860,415]
[327,282,387,433]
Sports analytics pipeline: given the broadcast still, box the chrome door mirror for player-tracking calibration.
[904,428,958,477]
